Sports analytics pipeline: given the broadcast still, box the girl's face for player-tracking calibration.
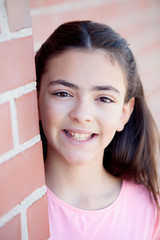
[39,49,133,165]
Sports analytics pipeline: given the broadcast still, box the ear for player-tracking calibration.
[116,97,135,132]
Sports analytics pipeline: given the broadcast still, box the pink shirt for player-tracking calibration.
[47,180,160,240]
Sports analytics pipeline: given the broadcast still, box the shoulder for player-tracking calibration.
[123,179,154,203]
[122,180,158,217]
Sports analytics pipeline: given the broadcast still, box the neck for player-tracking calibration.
[45,146,121,210]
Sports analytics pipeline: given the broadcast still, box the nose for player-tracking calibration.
[69,99,94,123]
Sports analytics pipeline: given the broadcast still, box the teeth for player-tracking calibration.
[66,131,93,141]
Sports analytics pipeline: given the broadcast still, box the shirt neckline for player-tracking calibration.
[47,179,126,215]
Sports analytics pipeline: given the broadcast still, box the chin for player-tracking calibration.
[63,152,91,165]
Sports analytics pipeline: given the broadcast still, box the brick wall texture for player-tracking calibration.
[0,0,160,239]
[0,0,49,239]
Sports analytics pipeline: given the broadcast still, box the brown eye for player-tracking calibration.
[53,91,72,97]
[97,96,113,103]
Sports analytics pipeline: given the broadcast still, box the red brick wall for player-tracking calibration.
[0,0,160,239]
[30,0,160,130]
[0,0,49,239]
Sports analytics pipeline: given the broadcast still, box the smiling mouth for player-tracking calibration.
[63,130,97,142]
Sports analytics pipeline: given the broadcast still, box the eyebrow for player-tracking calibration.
[93,85,120,95]
[48,79,78,89]
[48,79,120,95]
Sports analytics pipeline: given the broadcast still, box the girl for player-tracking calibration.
[35,21,160,239]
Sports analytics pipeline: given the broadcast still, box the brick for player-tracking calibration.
[0,102,13,155]
[31,3,120,44]
[27,194,50,240]
[136,49,160,97]
[30,0,154,45]
[0,36,36,93]
[0,215,21,240]
[31,4,112,45]
[138,40,160,56]
[16,90,39,144]
[29,0,69,9]
[0,142,45,215]
[118,22,148,40]
[5,0,31,32]
[142,70,160,98]
[147,91,160,130]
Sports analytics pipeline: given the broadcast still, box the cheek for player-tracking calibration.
[43,104,60,125]
[99,106,123,130]
[40,104,61,146]
[39,97,58,127]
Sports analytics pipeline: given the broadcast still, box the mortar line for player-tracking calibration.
[0,134,41,165]
[10,99,19,148]
[0,185,46,227]
[21,209,29,240]
[0,81,37,105]
[0,0,32,42]
[30,0,127,17]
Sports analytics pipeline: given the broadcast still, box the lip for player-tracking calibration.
[61,129,98,145]
[63,128,96,134]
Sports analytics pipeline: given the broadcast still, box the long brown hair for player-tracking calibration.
[35,21,160,206]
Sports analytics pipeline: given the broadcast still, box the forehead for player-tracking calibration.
[42,49,126,91]
[46,48,120,68]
